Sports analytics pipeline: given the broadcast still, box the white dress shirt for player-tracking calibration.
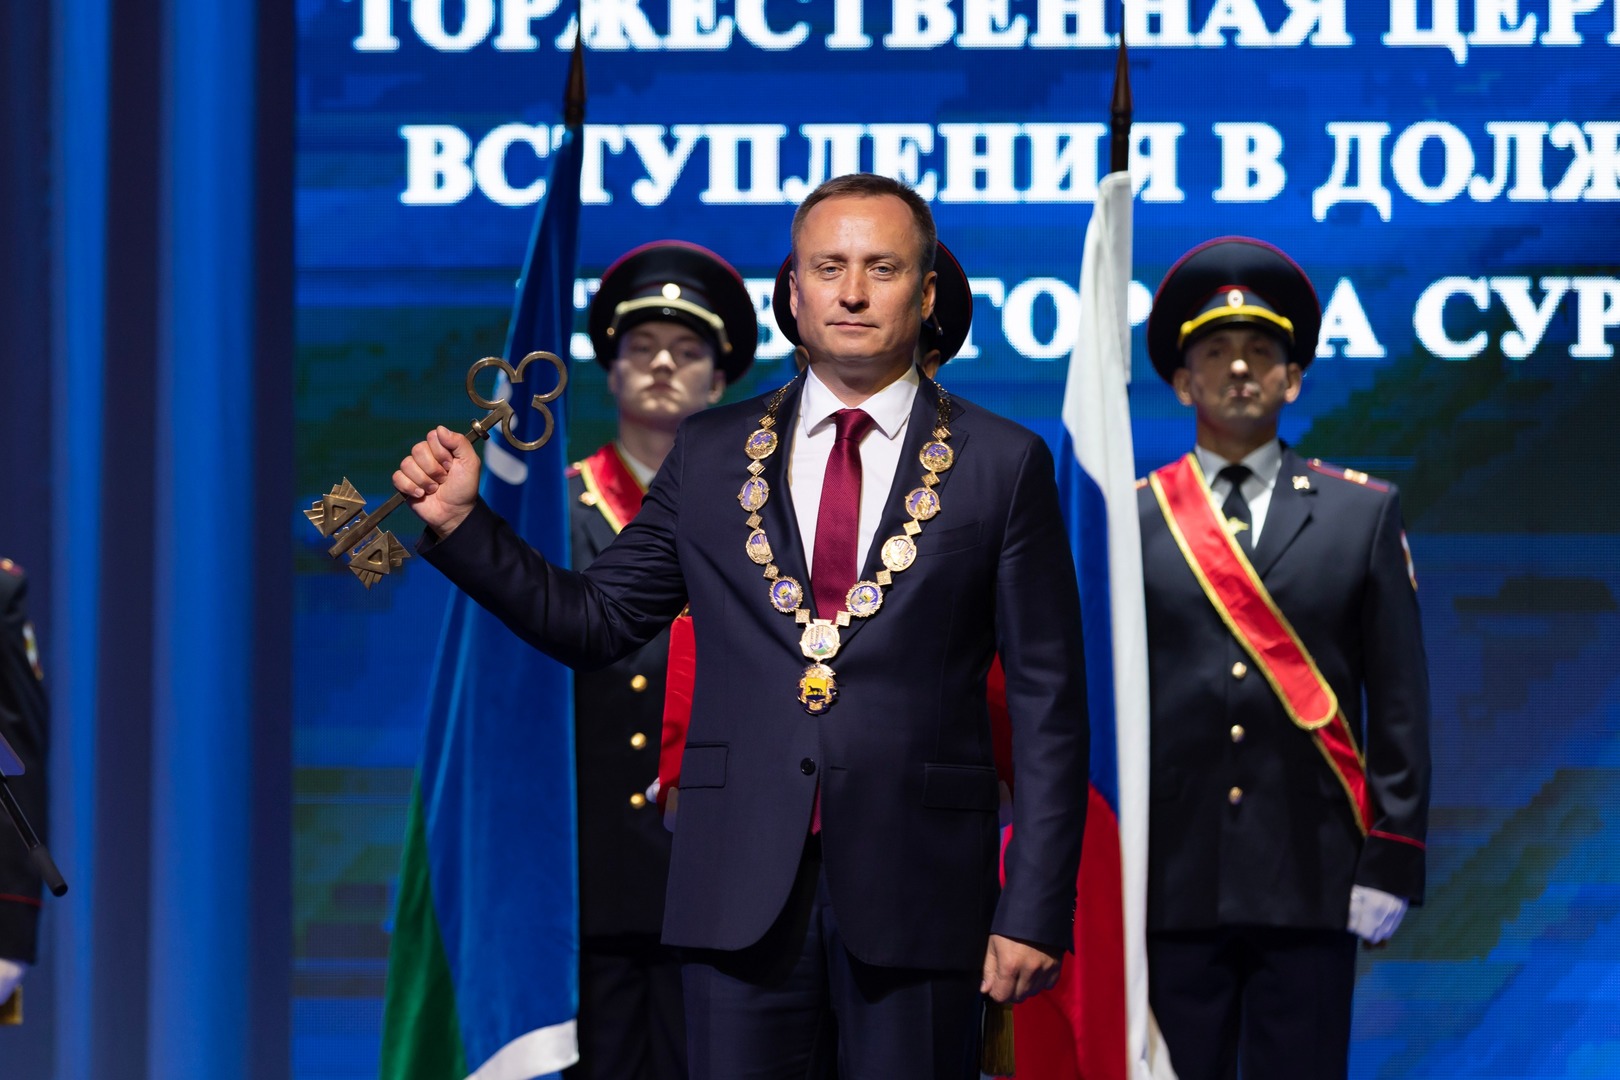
[789,365,919,577]
[1195,439,1283,546]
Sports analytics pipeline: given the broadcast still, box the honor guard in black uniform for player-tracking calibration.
[565,241,756,1080]
[0,558,49,1015]
[1138,238,1431,1080]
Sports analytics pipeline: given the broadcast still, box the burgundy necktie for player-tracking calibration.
[808,408,874,834]
[811,408,878,619]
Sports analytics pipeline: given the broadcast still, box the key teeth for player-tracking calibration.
[307,478,368,538]
[346,530,411,588]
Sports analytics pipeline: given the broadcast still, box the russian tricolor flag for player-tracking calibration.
[1009,169,1177,1080]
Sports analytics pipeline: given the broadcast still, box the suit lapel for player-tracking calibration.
[1250,447,1314,578]
[756,377,813,611]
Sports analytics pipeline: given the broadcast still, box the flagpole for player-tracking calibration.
[1102,19,1182,1080]
[1024,9,1179,1079]
[377,26,589,1080]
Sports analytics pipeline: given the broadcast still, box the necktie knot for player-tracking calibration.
[832,408,876,445]
[1217,464,1252,490]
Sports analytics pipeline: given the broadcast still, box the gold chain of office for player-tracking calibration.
[737,378,956,714]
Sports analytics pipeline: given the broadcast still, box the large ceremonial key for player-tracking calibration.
[306,351,567,587]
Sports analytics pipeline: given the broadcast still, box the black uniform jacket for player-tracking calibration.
[0,564,48,963]
[1139,448,1431,933]
[424,375,1090,972]
[569,455,673,939]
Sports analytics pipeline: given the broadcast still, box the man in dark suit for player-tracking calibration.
[1137,238,1431,1080]
[0,557,49,1010]
[394,173,1090,1079]
[565,241,756,1080]
[655,239,979,818]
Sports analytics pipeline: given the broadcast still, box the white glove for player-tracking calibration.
[0,959,27,1000]
[1347,885,1407,944]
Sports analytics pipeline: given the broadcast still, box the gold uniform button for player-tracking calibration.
[629,792,647,809]
[1228,786,1244,805]
[1230,725,1246,743]
[629,732,648,750]
[1231,661,1248,680]
[630,674,649,692]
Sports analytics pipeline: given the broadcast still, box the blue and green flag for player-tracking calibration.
[380,54,586,1080]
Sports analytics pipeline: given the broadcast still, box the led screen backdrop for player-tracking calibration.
[295,1,1620,1075]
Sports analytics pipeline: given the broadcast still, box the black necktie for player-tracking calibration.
[1218,465,1254,553]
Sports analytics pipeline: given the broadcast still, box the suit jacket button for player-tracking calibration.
[630,732,648,749]
[1230,724,1246,743]
[629,792,648,809]
[1231,661,1248,680]
[630,674,649,692]
[800,758,817,775]
[1228,786,1244,805]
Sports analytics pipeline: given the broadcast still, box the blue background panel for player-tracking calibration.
[293,3,1620,1076]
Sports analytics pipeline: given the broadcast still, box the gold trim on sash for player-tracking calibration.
[575,445,647,536]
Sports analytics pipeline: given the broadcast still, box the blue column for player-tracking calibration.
[49,0,112,1076]
[147,0,290,1076]
[47,0,292,1076]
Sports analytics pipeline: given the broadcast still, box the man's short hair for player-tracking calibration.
[790,174,937,273]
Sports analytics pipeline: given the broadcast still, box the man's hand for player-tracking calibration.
[393,426,482,536]
[981,933,1062,1004]
[1347,884,1408,945]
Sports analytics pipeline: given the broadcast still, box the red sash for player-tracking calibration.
[573,444,646,535]
[1150,454,1371,834]
[657,612,697,811]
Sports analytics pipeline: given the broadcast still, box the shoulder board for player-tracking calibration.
[1134,477,1148,490]
[1305,459,1390,492]
[0,558,21,577]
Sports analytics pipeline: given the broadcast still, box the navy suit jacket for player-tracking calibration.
[1139,448,1431,933]
[424,375,1089,972]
